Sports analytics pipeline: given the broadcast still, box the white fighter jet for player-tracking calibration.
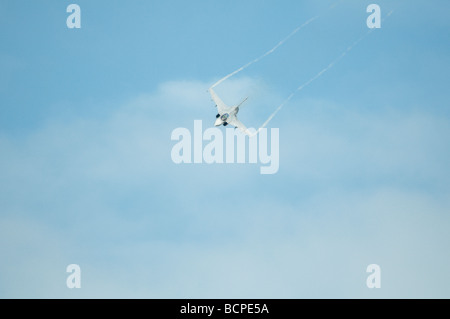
[209,88,251,135]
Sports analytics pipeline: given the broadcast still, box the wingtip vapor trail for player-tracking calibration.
[250,10,396,135]
[209,2,393,137]
[209,14,320,90]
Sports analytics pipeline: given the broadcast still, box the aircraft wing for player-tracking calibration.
[228,116,251,136]
[209,88,228,114]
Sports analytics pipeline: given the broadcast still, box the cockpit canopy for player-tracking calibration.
[220,113,229,121]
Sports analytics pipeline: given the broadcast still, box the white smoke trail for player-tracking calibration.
[210,15,318,89]
[209,1,344,90]
[250,10,394,136]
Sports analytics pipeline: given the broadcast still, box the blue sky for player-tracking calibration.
[1,0,450,298]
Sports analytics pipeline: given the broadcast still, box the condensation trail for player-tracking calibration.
[210,15,318,89]
[250,10,395,136]
[209,1,343,90]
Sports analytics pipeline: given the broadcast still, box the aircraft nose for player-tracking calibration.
[214,118,222,126]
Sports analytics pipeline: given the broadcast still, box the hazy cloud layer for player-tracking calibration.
[1,78,449,297]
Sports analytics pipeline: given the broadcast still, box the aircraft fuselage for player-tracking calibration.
[214,107,238,127]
